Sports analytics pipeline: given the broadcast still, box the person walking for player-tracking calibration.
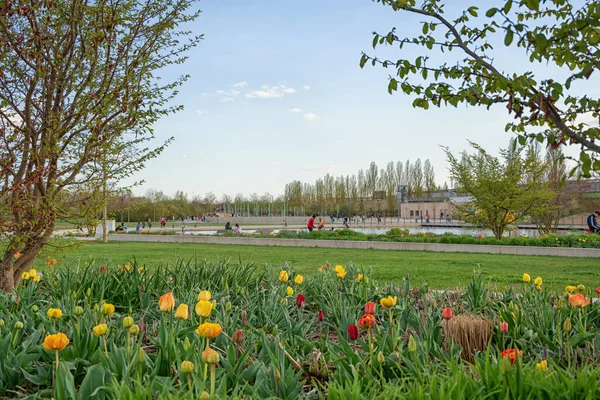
[587,210,600,233]
[147,219,152,229]
[307,214,316,232]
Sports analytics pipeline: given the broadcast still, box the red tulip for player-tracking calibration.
[596,286,600,295]
[500,321,509,333]
[232,329,243,344]
[347,324,359,340]
[318,310,324,322]
[501,348,522,364]
[441,307,453,320]
[296,294,306,308]
[99,266,105,273]
[358,314,376,329]
[364,301,376,315]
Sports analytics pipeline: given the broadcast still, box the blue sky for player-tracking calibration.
[129,0,591,199]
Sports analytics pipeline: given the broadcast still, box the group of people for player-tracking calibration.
[224,222,243,234]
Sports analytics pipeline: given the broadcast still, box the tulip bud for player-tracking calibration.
[508,301,516,312]
[408,335,417,352]
[123,316,134,329]
[74,306,84,316]
[577,284,585,292]
[138,347,145,364]
[364,301,376,315]
[202,348,220,364]
[241,310,248,326]
[130,324,140,335]
[500,321,509,333]
[86,288,91,297]
[318,310,325,322]
[200,391,210,400]
[226,301,232,312]
[232,329,244,344]
[183,337,191,351]
[347,324,359,340]
[181,360,194,374]
[15,321,24,329]
[71,291,77,300]
[0,319,4,327]
[377,351,385,364]
[93,304,99,312]
[417,299,425,311]
[563,317,572,333]
[274,368,281,381]
[31,305,39,312]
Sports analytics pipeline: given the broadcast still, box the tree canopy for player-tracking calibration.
[0,0,202,290]
[362,0,600,175]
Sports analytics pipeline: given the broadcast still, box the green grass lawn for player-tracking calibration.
[41,241,600,292]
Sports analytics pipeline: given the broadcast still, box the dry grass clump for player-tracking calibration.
[443,314,492,362]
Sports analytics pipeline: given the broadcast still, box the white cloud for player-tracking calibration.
[303,85,311,90]
[288,107,302,113]
[220,97,234,103]
[246,85,297,99]
[232,81,248,88]
[215,90,228,95]
[304,112,318,121]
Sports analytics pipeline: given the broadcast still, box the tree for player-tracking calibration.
[445,142,554,239]
[423,159,436,197]
[412,159,424,197]
[0,0,202,290]
[362,0,600,176]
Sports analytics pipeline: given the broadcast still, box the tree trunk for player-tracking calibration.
[0,261,15,292]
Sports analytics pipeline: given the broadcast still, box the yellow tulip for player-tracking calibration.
[286,286,294,296]
[379,296,397,309]
[357,274,364,282]
[175,304,189,320]
[534,277,542,286]
[577,284,585,292]
[47,308,63,319]
[565,285,577,293]
[294,275,303,285]
[197,290,211,301]
[158,292,175,312]
[101,303,115,316]
[123,316,134,329]
[21,272,30,280]
[42,333,69,351]
[522,273,531,283]
[195,300,212,318]
[334,265,347,279]
[278,270,289,282]
[535,360,548,372]
[93,323,108,337]
[196,322,222,339]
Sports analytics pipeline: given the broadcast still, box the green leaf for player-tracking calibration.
[359,55,367,69]
[386,32,393,45]
[388,78,398,94]
[372,35,378,49]
[422,23,429,35]
[569,332,596,347]
[485,8,498,17]
[504,29,514,46]
[78,364,109,400]
[467,6,478,17]
[56,361,76,400]
[502,0,513,14]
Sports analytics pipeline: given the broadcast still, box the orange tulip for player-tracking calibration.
[568,293,590,308]
[42,333,69,351]
[358,314,376,329]
[364,301,376,315]
[158,292,176,312]
[196,322,222,339]
[501,348,522,365]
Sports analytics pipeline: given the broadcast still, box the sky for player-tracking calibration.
[128,0,595,199]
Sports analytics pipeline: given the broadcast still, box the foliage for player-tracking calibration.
[1,260,600,398]
[0,0,202,289]
[445,142,554,239]
[362,0,600,175]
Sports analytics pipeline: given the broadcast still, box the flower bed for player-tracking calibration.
[2,262,600,399]
[246,228,600,249]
